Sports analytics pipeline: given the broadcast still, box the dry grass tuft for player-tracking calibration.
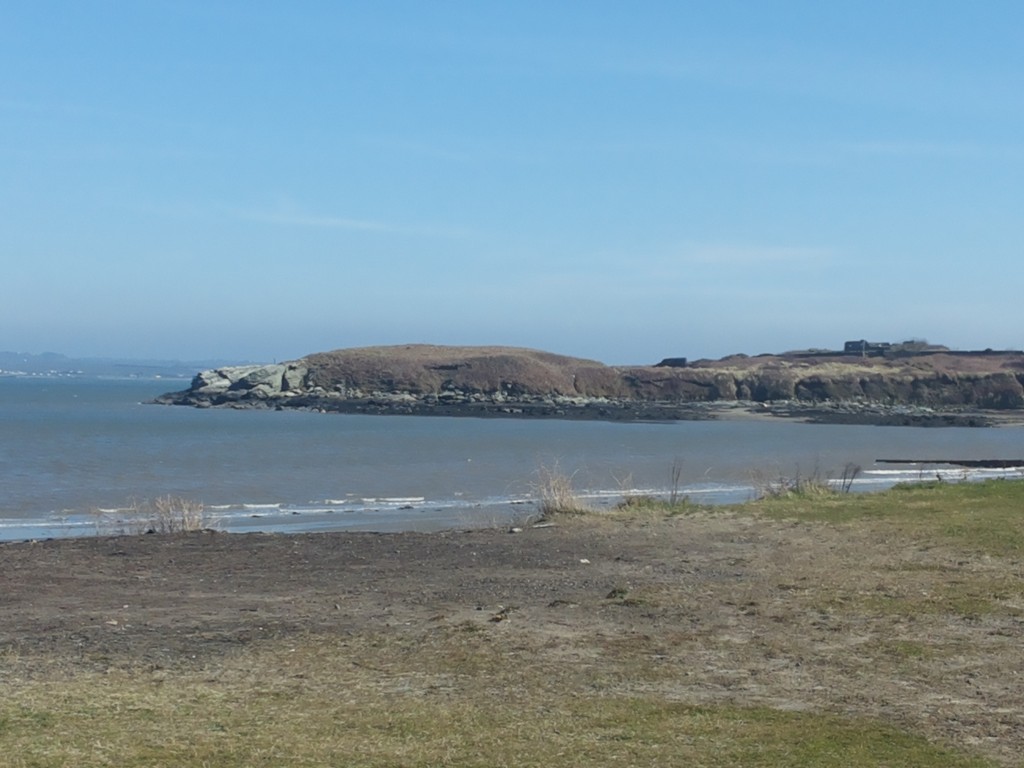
[533,463,592,518]
[92,495,209,536]
[750,468,836,500]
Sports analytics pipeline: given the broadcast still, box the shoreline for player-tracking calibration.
[155,392,1024,428]
[8,459,1024,544]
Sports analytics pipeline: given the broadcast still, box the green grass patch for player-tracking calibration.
[0,674,995,768]
[739,478,1024,557]
[610,477,1024,557]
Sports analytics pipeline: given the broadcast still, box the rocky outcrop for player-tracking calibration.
[176,363,309,403]
[154,344,1024,424]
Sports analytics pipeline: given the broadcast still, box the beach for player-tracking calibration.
[3,487,1023,765]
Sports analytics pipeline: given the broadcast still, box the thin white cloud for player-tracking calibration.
[470,243,836,307]
[353,134,478,164]
[231,207,474,239]
[256,211,390,232]
[680,244,833,267]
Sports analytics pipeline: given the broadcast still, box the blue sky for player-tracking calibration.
[2,1,1022,364]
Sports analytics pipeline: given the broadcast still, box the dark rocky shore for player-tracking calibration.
[152,343,1024,428]
[243,392,728,422]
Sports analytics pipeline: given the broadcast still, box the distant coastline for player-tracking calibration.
[0,350,239,380]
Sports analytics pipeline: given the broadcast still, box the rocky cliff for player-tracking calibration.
[153,344,1024,424]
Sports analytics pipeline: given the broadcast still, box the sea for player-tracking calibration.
[2,376,1023,541]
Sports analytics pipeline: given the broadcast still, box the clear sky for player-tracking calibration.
[2,2,1022,365]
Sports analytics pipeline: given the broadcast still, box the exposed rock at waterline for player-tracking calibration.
[186,363,309,401]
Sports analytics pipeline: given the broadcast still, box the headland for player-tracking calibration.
[153,340,1024,427]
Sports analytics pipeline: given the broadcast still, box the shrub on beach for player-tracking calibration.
[92,496,209,536]
[750,470,836,500]
[534,464,592,518]
[751,462,861,500]
[613,460,701,515]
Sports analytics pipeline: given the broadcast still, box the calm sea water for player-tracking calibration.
[2,377,1023,540]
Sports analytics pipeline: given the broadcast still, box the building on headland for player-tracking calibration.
[654,357,688,368]
[839,339,966,358]
[843,340,892,356]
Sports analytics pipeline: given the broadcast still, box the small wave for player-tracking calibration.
[860,466,1024,486]
[862,469,933,477]
[242,503,282,510]
[0,519,62,529]
[277,505,344,515]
